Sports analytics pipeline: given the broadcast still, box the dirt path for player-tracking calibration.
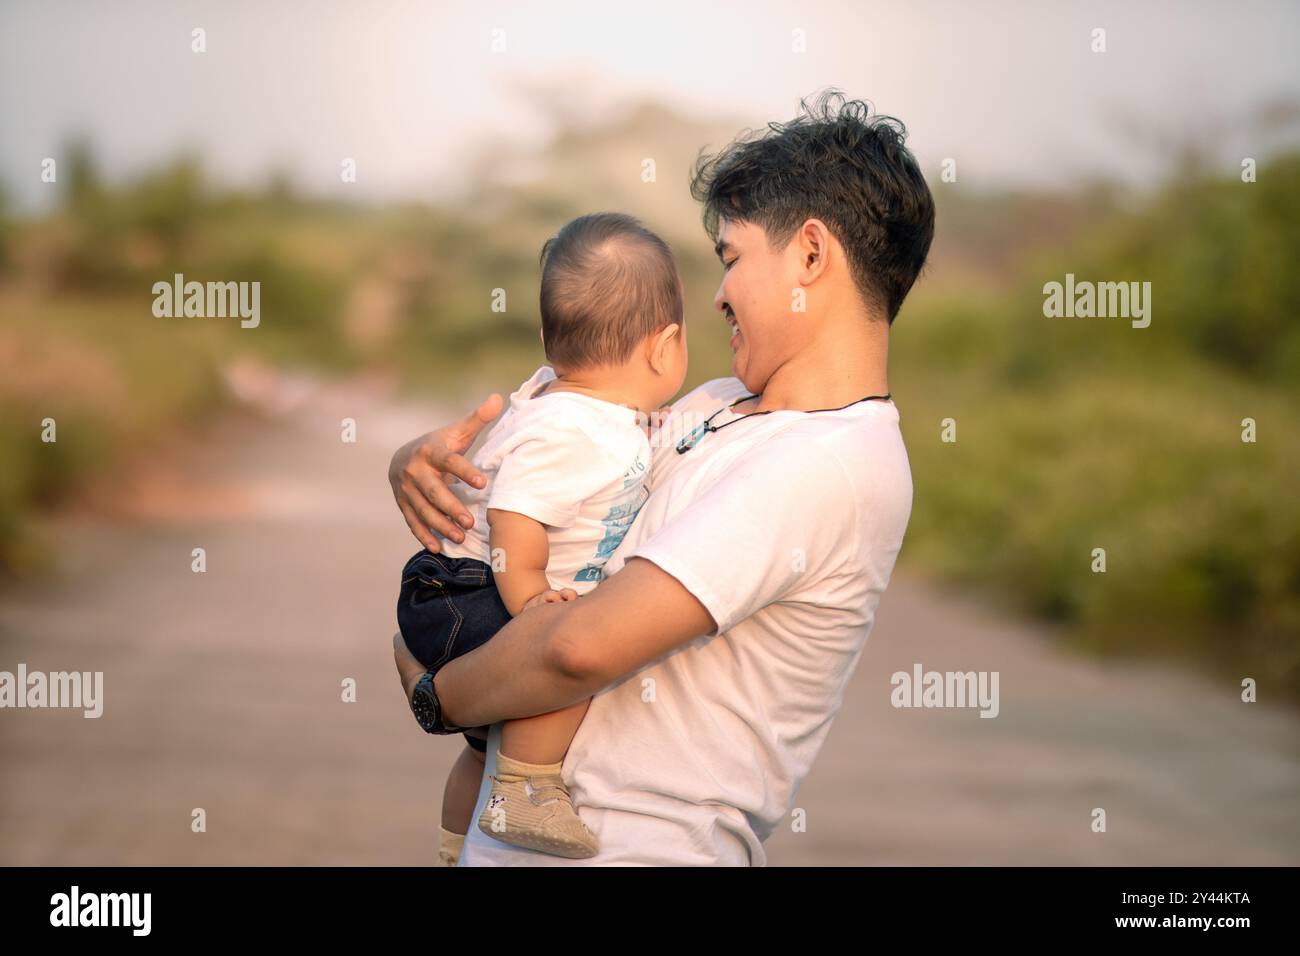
[2,383,1297,865]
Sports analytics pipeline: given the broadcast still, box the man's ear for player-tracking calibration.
[796,218,833,285]
[648,323,681,375]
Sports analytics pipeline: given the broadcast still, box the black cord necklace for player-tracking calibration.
[675,392,893,454]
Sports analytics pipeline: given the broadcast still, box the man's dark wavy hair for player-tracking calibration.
[690,90,935,323]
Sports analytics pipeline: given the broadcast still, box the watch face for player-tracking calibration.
[411,675,440,733]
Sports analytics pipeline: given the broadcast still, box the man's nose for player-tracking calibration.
[713,281,728,314]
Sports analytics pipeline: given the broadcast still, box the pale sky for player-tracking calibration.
[3,0,1299,211]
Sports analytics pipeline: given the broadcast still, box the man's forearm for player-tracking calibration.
[427,558,716,730]
[433,601,601,727]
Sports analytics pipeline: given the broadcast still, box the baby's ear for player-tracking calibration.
[649,323,679,372]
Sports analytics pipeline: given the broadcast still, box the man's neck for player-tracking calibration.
[752,316,890,413]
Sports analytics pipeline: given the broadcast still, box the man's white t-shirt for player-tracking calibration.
[439,365,650,593]
[459,376,913,866]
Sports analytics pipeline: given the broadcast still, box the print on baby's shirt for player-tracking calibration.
[573,462,649,584]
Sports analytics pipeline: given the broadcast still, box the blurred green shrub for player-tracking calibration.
[897,153,1300,698]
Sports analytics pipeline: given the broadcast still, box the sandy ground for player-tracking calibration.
[1,383,1297,866]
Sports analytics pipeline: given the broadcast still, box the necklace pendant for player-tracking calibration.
[676,423,709,454]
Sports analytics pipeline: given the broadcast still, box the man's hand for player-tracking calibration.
[389,394,504,552]
[521,588,579,611]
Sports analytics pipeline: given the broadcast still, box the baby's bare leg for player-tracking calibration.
[499,699,591,765]
[441,740,487,834]
[483,704,598,858]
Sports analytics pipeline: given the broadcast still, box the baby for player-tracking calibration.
[395,212,687,862]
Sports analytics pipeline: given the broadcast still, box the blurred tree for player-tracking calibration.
[62,137,107,224]
[130,154,205,244]
[1085,154,1300,381]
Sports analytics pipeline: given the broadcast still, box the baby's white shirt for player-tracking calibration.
[439,365,651,593]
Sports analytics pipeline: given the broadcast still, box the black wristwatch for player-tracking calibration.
[410,669,468,735]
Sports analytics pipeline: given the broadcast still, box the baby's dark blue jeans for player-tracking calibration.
[396,549,513,753]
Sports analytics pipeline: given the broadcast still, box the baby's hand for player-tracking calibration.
[641,406,672,439]
[522,588,579,611]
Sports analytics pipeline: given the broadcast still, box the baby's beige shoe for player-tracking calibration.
[476,752,598,859]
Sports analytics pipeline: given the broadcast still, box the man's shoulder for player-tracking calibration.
[756,400,901,458]
[738,403,911,505]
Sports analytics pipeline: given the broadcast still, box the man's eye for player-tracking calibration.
[724,258,737,270]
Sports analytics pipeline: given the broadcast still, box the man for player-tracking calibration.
[389,91,935,865]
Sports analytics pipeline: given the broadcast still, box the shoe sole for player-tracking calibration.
[476,816,598,859]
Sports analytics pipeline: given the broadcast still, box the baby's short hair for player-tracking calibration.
[539,213,683,371]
